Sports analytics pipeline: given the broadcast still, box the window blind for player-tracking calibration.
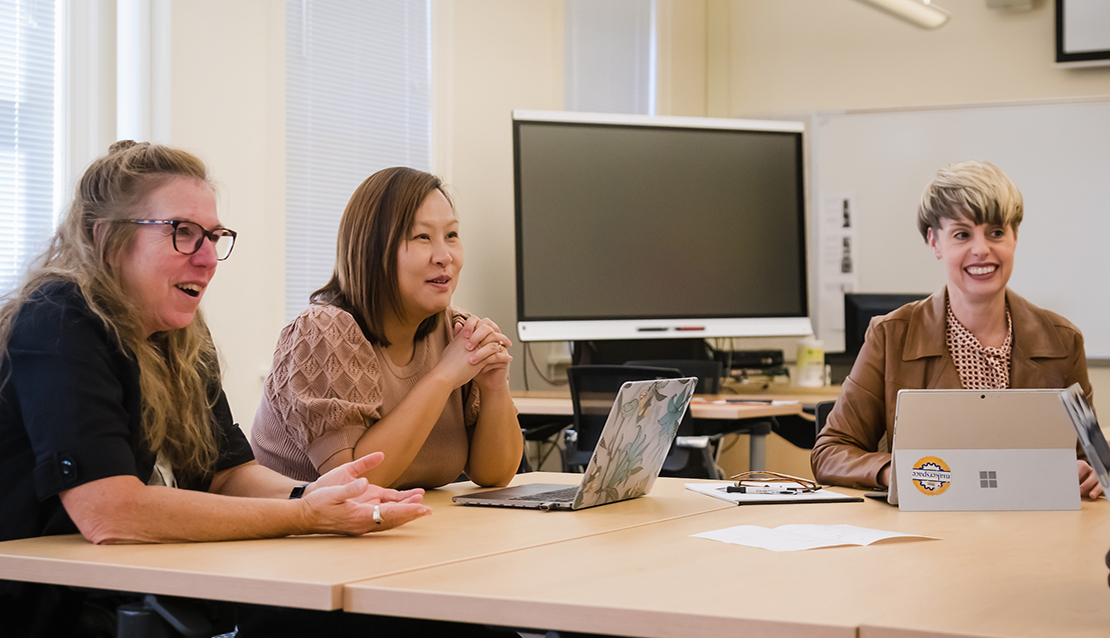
[564,0,655,115]
[0,0,56,296]
[285,0,432,321]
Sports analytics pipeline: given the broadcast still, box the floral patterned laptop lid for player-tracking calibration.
[573,377,697,510]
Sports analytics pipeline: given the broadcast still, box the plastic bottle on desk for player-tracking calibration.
[796,337,825,387]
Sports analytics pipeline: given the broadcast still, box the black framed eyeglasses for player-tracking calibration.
[124,219,237,261]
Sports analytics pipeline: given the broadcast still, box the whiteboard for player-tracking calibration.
[810,99,1110,359]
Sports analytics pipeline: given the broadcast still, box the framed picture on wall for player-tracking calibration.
[1056,0,1110,66]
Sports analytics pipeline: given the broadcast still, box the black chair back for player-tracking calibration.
[624,359,723,395]
[815,400,836,439]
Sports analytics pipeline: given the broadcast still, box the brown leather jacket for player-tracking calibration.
[811,287,1093,489]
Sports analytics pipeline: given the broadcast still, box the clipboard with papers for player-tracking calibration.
[686,471,863,505]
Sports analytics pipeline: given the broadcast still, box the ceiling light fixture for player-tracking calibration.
[855,0,952,29]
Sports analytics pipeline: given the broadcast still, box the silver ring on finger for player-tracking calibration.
[373,504,383,525]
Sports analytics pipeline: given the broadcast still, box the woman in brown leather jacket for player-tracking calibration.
[811,161,1100,498]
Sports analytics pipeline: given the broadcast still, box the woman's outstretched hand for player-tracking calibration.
[301,452,430,534]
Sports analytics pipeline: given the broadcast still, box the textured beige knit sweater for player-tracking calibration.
[250,304,480,489]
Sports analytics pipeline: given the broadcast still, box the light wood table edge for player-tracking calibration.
[343,586,857,638]
[859,626,984,638]
[0,546,341,610]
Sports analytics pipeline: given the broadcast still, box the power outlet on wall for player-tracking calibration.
[547,353,573,379]
[546,342,573,380]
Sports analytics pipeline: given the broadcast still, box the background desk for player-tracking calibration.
[514,391,822,472]
[348,486,1110,638]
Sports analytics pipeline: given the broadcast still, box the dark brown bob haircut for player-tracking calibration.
[311,166,452,346]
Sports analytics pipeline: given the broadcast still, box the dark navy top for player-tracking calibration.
[0,281,253,635]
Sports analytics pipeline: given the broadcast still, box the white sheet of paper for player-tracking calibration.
[691,524,937,552]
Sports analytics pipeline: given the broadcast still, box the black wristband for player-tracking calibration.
[289,483,310,499]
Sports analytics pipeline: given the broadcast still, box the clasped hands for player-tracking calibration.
[442,314,512,391]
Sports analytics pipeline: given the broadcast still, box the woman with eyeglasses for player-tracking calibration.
[0,142,434,637]
[251,167,523,491]
[811,161,1099,499]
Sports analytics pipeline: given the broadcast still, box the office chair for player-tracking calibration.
[755,401,833,452]
[117,594,237,638]
[815,400,836,439]
[518,415,573,472]
[563,365,685,473]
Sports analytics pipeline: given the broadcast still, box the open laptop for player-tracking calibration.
[889,388,1080,511]
[1061,383,1110,498]
[453,377,697,511]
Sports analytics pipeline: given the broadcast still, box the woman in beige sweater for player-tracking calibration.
[252,167,523,490]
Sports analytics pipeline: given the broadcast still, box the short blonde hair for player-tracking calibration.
[917,160,1023,241]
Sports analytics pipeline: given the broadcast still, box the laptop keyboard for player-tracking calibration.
[509,486,579,502]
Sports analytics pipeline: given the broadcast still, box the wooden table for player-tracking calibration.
[514,391,809,471]
[346,488,1110,638]
[3,475,1106,637]
[0,473,730,611]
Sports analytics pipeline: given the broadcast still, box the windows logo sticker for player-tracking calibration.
[910,456,952,496]
[979,470,998,488]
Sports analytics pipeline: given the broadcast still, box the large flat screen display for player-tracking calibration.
[513,110,811,342]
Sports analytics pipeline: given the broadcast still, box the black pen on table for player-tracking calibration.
[724,485,799,494]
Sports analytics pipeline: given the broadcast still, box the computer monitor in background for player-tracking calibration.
[513,110,812,345]
[843,293,929,358]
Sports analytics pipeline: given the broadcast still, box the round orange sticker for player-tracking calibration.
[910,456,952,496]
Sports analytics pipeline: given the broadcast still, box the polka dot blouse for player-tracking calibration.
[945,300,1013,390]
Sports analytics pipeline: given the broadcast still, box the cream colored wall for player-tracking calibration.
[656,0,709,117]
[730,0,1110,118]
[168,0,286,429]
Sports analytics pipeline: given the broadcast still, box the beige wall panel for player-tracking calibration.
[170,0,286,430]
[730,0,1110,118]
[656,0,709,117]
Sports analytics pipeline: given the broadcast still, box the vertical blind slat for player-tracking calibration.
[285,0,432,321]
[0,0,57,296]
[563,0,654,116]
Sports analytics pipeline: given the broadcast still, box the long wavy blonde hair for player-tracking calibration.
[0,141,222,478]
